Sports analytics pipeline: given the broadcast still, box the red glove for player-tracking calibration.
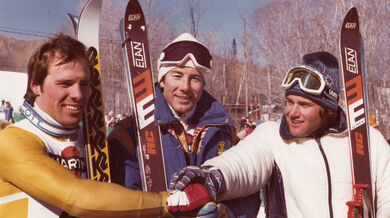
[167,183,211,213]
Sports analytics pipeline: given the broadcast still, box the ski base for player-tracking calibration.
[121,0,167,191]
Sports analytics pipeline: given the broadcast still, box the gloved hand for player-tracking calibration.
[169,166,225,201]
[195,202,236,218]
[167,183,211,213]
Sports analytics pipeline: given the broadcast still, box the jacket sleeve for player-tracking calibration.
[0,127,172,218]
[108,116,143,190]
[371,127,390,217]
[203,121,277,201]
[214,125,261,217]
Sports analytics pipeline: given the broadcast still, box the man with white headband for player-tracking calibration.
[169,51,390,217]
[109,32,261,217]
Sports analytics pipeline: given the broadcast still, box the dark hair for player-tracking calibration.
[319,107,338,128]
[24,34,92,105]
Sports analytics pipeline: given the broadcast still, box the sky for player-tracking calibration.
[0,0,267,109]
[0,0,266,41]
[0,0,81,39]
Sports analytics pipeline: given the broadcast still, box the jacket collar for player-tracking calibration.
[21,100,80,138]
[279,106,347,140]
[154,83,233,128]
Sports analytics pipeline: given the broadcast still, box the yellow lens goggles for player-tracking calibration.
[281,65,325,95]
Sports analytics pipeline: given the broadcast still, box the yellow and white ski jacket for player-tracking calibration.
[0,103,171,218]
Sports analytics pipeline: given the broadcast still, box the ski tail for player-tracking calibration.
[66,13,79,34]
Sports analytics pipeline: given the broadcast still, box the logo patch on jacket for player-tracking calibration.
[49,146,86,178]
[217,141,226,155]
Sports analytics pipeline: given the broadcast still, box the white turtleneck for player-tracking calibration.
[167,103,196,131]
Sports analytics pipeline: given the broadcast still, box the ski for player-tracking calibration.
[68,0,111,182]
[339,7,373,218]
[120,0,167,191]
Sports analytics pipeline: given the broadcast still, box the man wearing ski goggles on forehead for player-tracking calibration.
[109,33,261,217]
[282,64,339,107]
[168,51,390,217]
[157,37,212,80]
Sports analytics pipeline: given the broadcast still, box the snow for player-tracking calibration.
[0,71,27,111]
[257,206,266,218]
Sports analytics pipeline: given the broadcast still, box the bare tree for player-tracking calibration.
[141,0,177,79]
[247,0,390,137]
[235,19,248,109]
[247,0,347,120]
[4,0,388,137]
[0,35,44,72]
[187,0,207,38]
[97,0,178,115]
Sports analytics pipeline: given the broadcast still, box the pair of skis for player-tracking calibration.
[69,0,167,191]
[340,7,374,218]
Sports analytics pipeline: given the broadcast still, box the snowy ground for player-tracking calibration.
[257,206,266,218]
[0,71,27,111]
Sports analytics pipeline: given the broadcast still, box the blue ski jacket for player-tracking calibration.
[108,83,260,217]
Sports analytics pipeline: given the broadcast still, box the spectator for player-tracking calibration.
[4,101,14,123]
[237,118,248,139]
[243,121,254,138]
[368,114,378,129]
[106,110,115,127]
[0,99,5,110]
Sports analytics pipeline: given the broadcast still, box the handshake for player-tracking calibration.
[166,166,235,217]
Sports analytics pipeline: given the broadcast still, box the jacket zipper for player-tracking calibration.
[315,137,334,218]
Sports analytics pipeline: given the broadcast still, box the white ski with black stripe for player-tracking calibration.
[67,0,111,182]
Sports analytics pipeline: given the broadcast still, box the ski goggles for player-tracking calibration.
[159,41,212,72]
[282,65,326,95]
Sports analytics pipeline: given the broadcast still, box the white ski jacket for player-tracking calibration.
[203,120,390,218]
